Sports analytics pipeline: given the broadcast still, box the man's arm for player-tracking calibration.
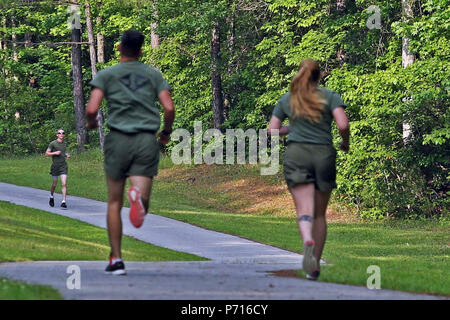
[157,89,175,145]
[86,88,105,130]
[45,148,60,157]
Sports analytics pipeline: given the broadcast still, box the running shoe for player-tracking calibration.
[61,202,67,209]
[49,197,54,207]
[127,186,146,228]
[306,270,320,281]
[105,256,126,275]
[302,240,318,276]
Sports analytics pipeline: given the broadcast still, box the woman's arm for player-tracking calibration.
[268,115,289,136]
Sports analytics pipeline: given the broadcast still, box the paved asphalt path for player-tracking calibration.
[0,182,446,300]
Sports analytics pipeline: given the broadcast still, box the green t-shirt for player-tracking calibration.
[47,140,67,166]
[272,86,347,145]
[89,61,171,133]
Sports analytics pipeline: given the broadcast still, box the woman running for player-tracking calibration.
[268,58,350,280]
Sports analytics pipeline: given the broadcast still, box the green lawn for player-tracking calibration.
[0,201,204,263]
[0,278,62,300]
[0,199,204,299]
[0,150,448,297]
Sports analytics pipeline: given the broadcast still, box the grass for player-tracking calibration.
[0,149,449,297]
[0,196,204,299]
[153,208,449,296]
[0,201,204,263]
[0,278,62,300]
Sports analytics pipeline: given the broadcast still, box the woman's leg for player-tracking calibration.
[313,189,332,266]
[289,183,315,244]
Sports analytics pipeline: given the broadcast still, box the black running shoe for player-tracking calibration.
[105,260,126,275]
[49,197,54,207]
[61,202,67,209]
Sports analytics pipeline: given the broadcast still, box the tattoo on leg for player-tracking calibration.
[298,215,314,223]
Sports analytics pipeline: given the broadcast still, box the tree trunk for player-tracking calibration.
[1,17,6,50]
[150,22,160,49]
[402,0,415,68]
[150,2,160,49]
[85,0,105,151]
[227,2,236,76]
[11,16,18,62]
[402,0,415,144]
[24,32,32,47]
[210,21,225,130]
[224,0,236,121]
[71,26,87,152]
[336,0,346,13]
[96,3,104,63]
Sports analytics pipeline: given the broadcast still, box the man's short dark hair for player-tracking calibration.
[120,30,145,57]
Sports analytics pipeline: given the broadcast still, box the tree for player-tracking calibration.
[70,5,87,151]
[210,20,224,130]
[150,1,160,49]
[401,0,415,144]
[95,1,104,63]
[85,0,105,151]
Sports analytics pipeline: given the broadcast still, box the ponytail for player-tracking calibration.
[289,59,325,123]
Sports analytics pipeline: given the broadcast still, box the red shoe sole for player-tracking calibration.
[127,186,146,228]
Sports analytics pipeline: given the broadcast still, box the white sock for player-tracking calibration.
[112,258,122,264]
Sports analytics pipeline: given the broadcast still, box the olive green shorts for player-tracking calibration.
[50,163,68,176]
[283,142,337,191]
[104,130,160,180]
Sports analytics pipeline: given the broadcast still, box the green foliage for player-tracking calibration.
[0,0,448,219]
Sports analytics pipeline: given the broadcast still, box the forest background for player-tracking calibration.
[0,0,448,220]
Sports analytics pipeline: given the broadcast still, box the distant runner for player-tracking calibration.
[45,129,71,209]
[86,30,175,276]
[268,59,350,280]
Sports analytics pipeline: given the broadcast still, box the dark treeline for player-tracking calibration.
[0,0,448,219]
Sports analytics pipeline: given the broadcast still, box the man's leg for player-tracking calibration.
[128,176,153,212]
[106,175,126,260]
[49,177,57,207]
[50,177,58,196]
[60,174,68,202]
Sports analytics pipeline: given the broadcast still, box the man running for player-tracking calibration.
[45,129,71,209]
[86,30,175,275]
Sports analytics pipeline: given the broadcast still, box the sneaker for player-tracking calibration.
[49,197,54,207]
[306,270,320,281]
[302,240,318,276]
[127,186,146,228]
[105,257,126,275]
[61,202,67,209]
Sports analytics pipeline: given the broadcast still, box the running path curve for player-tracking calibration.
[0,182,300,264]
[0,182,446,300]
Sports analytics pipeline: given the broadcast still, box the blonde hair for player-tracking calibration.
[289,59,325,123]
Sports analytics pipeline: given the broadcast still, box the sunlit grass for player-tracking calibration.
[0,200,205,299]
[0,278,62,300]
[0,201,205,263]
[0,149,449,296]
